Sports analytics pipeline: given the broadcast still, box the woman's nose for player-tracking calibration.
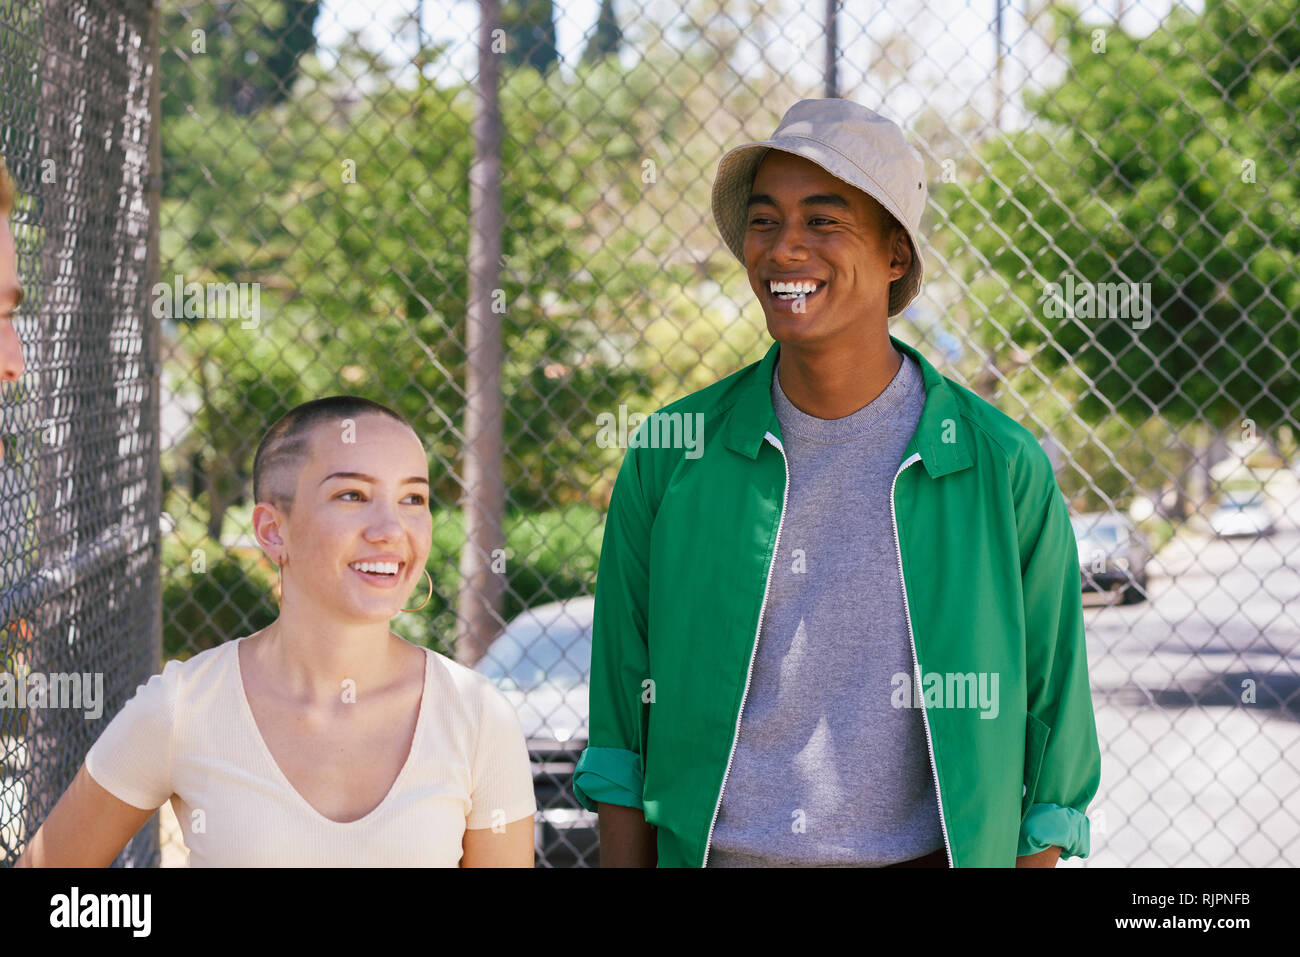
[367,502,406,535]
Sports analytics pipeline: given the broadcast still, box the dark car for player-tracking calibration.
[474,596,597,867]
[1072,512,1151,604]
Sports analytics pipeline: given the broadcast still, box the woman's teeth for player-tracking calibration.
[350,561,400,576]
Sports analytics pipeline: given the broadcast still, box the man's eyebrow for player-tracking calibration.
[319,471,430,486]
[747,192,851,209]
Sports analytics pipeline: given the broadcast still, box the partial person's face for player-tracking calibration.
[742,151,910,349]
[263,414,434,624]
[0,214,26,464]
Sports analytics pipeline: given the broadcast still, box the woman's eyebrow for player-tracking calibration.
[319,471,429,486]
[0,280,22,312]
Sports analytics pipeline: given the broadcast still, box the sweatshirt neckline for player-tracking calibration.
[771,351,922,444]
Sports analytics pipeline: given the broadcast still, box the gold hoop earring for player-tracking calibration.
[275,556,286,601]
[401,567,434,613]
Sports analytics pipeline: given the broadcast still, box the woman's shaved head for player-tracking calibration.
[253,396,417,515]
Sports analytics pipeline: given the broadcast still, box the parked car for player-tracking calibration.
[1071,512,1150,604]
[474,596,597,867]
[1209,491,1276,537]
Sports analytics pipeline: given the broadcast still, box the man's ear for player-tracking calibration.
[889,228,912,282]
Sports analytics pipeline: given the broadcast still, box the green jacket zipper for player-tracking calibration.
[890,449,954,867]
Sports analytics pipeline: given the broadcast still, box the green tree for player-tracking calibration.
[501,0,557,73]
[945,0,1298,433]
[162,37,671,539]
[582,0,622,65]
[160,0,322,118]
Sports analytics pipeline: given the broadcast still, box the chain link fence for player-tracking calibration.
[2,0,1297,867]
[1,0,161,867]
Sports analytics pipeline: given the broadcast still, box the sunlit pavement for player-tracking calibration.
[1076,498,1300,867]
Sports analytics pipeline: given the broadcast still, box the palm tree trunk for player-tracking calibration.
[455,0,506,667]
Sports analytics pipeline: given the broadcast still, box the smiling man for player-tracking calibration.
[574,99,1101,868]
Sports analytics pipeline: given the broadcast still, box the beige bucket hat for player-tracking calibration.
[711,98,928,317]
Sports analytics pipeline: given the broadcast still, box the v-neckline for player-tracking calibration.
[232,634,431,827]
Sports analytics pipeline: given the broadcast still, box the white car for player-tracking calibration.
[1209,493,1276,537]
[475,596,593,743]
[474,596,596,866]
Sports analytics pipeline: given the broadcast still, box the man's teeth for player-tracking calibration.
[350,561,400,576]
[769,280,820,298]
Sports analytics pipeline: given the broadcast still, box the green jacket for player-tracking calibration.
[574,335,1101,867]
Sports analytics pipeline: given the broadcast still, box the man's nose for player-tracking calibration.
[0,318,23,382]
[769,221,810,262]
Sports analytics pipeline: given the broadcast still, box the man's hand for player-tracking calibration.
[1015,845,1062,868]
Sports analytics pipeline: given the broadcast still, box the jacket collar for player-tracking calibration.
[723,334,974,478]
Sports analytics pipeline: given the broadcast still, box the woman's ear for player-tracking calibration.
[252,501,286,559]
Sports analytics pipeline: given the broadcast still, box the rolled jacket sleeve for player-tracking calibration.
[1014,446,1102,860]
[574,444,654,813]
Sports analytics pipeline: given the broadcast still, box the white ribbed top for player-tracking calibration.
[85,636,536,866]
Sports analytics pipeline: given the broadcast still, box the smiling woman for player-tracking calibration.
[16,396,537,867]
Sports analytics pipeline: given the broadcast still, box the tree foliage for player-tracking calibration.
[944,0,1298,430]
[160,0,323,118]
[582,0,623,65]
[501,0,558,73]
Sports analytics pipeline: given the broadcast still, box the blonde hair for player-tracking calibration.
[0,156,15,216]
